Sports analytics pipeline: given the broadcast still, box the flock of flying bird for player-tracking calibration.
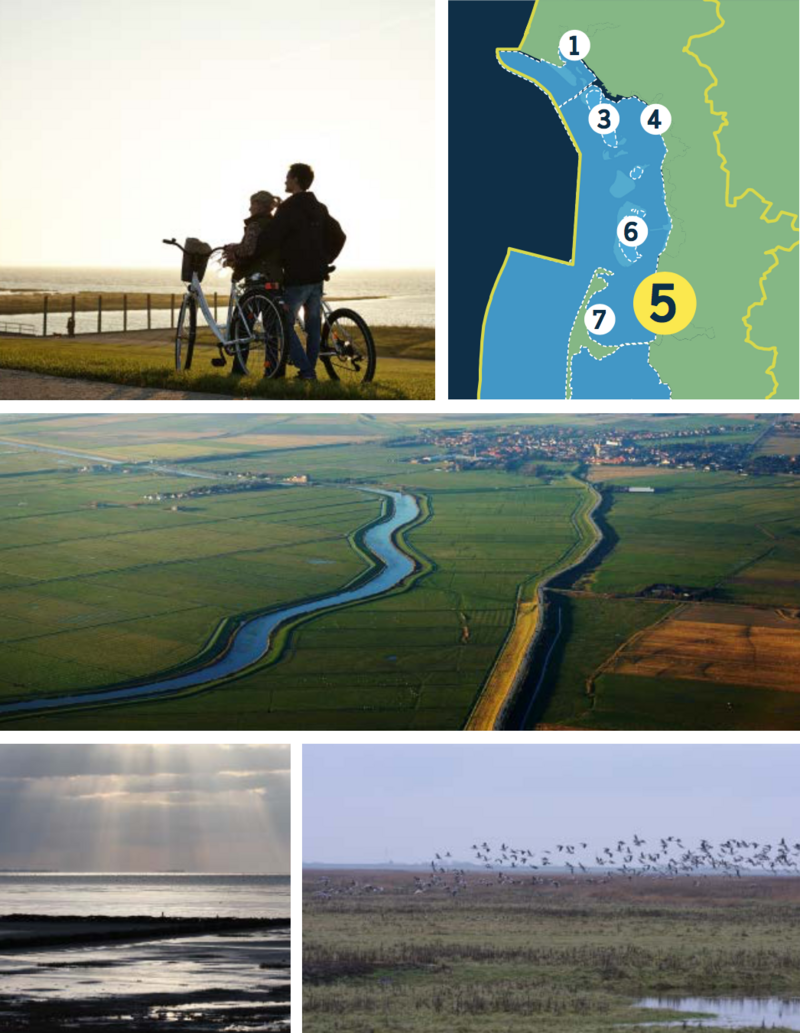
[413,835,800,897]
[309,835,800,901]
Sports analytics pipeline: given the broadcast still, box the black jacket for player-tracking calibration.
[256,191,346,286]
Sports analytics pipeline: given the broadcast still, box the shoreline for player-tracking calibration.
[0,914,289,952]
[464,478,603,731]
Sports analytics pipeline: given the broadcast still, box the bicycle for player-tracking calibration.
[163,238,376,382]
[163,237,287,378]
[311,275,377,384]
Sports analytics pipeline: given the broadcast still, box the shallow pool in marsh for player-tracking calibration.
[636,995,800,1029]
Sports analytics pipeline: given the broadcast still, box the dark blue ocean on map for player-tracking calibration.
[480,49,671,399]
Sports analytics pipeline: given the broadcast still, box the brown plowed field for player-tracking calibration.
[674,603,800,628]
[610,615,800,691]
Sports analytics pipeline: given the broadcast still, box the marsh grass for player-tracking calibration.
[303,873,800,1033]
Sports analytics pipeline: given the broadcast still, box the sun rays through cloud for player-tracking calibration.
[0,745,289,873]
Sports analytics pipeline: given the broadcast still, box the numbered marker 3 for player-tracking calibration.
[640,104,672,135]
[617,215,648,247]
[559,29,590,61]
[589,103,620,135]
[584,304,616,336]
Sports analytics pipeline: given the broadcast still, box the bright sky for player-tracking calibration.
[0,745,290,872]
[304,744,799,864]
[0,0,433,270]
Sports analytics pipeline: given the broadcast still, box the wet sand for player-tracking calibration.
[0,916,290,1031]
[0,914,288,949]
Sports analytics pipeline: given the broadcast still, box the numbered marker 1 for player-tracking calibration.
[640,104,672,135]
[584,303,616,336]
[617,215,648,247]
[633,272,697,334]
[588,103,620,135]
[559,29,590,61]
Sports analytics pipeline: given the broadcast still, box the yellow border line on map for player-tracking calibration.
[477,2,583,399]
[683,0,799,399]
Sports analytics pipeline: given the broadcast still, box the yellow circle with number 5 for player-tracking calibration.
[633,272,696,334]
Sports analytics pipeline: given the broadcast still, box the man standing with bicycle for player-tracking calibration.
[255,163,346,380]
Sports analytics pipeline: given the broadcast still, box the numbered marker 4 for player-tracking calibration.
[584,303,616,336]
[616,216,648,247]
[633,272,697,334]
[640,104,672,135]
[559,29,590,61]
[589,103,620,135]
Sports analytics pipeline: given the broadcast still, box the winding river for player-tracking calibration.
[0,487,420,717]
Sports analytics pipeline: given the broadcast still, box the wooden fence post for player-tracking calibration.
[123,294,128,332]
[97,295,102,333]
[147,293,151,330]
[42,295,48,337]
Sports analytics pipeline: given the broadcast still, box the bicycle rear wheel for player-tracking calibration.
[320,308,376,383]
[229,291,286,378]
[175,295,197,371]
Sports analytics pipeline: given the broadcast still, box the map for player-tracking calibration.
[466,0,799,400]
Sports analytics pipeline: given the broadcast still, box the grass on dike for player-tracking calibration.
[0,325,434,400]
[303,872,800,1033]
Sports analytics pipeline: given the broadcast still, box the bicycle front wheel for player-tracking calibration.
[321,308,376,383]
[175,295,197,371]
[229,291,287,378]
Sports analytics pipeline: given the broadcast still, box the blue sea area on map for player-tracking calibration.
[499,49,595,103]
[480,52,671,399]
[571,348,670,399]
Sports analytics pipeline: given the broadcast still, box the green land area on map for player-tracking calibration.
[525,0,799,399]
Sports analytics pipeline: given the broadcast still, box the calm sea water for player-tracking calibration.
[0,265,434,329]
[0,874,289,918]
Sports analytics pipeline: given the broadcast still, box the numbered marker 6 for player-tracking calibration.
[588,103,620,135]
[559,29,590,61]
[617,215,648,247]
[584,303,616,336]
[640,104,672,135]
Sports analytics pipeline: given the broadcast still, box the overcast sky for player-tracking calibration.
[0,745,289,873]
[0,0,433,270]
[304,745,799,864]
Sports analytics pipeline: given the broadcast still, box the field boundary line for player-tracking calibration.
[682,0,799,399]
[585,601,682,704]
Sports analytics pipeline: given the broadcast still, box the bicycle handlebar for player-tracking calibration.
[162,238,224,256]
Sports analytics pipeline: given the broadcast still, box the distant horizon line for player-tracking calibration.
[0,263,435,273]
[0,870,290,877]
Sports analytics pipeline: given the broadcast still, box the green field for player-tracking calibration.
[0,417,586,729]
[2,414,799,730]
[535,468,800,730]
[303,871,800,1033]
[0,324,434,399]
[0,464,379,702]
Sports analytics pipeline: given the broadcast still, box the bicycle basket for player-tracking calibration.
[181,238,213,282]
